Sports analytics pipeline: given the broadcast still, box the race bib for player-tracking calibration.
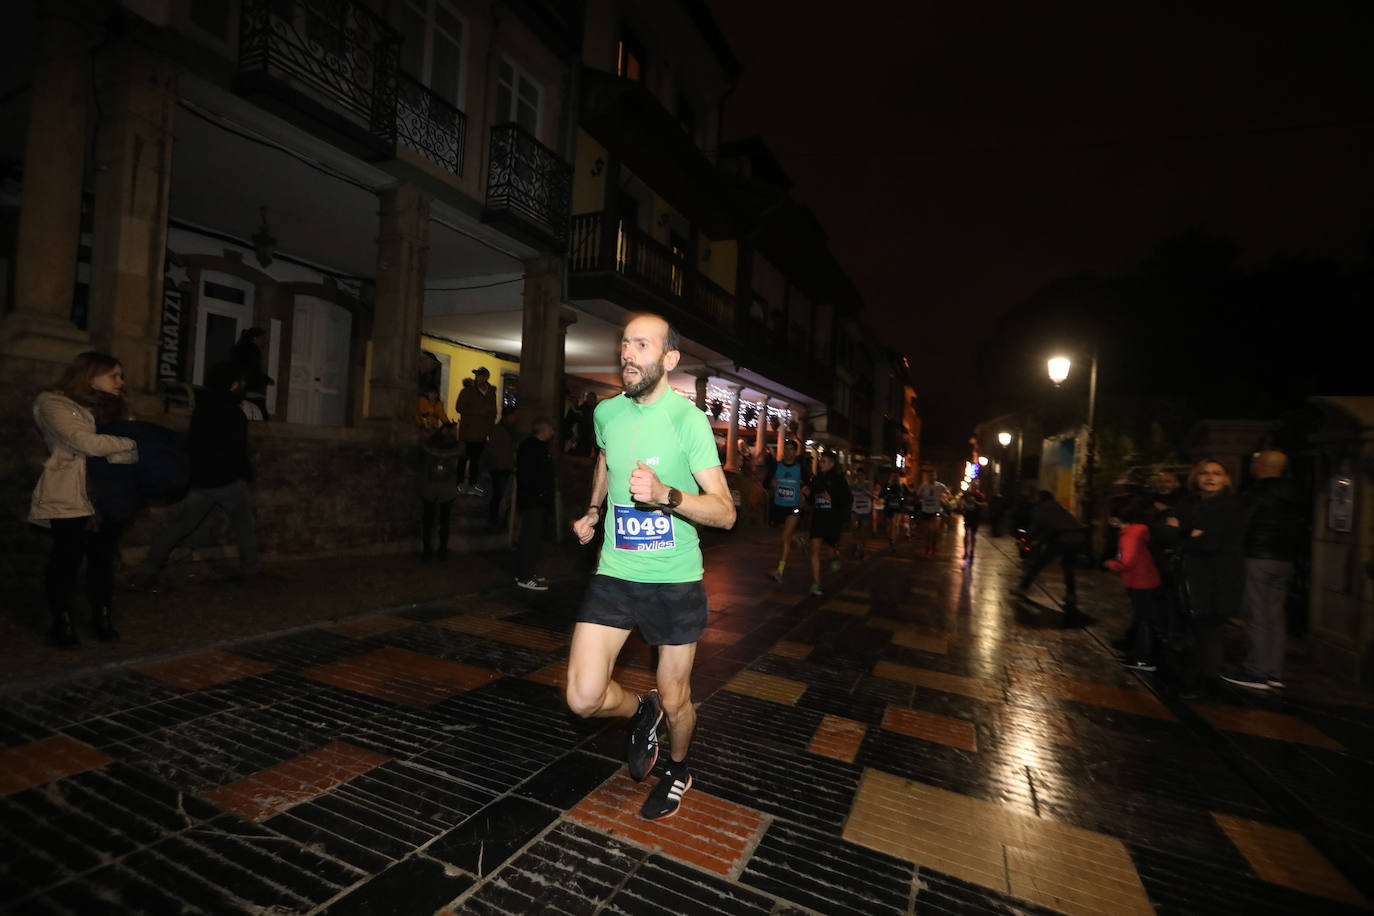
[775,482,797,503]
[815,494,832,510]
[613,504,676,551]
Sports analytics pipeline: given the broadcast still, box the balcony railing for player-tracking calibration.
[484,123,572,248]
[238,0,400,152]
[568,211,739,330]
[396,72,466,177]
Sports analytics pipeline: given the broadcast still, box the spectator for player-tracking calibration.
[485,409,517,529]
[573,391,599,457]
[456,366,497,494]
[30,352,139,647]
[1010,490,1089,625]
[514,416,557,591]
[231,328,273,420]
[419,423,462,561]
[416,386,450,431]
[1106,496,1164,672]
[1161,458,1244,699]
[1222,449,1303,690]
[132,362,259,590]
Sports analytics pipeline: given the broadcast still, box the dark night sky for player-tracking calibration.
[706,1,1373,447]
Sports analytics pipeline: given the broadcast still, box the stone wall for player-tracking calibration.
[2,405,437,591]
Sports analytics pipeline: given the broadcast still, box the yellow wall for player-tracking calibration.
[700,236,737,292]
[421,334,520,419]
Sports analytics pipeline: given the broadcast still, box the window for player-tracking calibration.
[669,232,688,297]
[617,26,645,81]
[497,56,543,138]
[400,0,467,110]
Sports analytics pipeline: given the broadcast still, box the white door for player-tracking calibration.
[287,297,352,425]
[193,272,255,386]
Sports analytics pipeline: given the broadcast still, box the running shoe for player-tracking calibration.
[809,582,823,596]
[515,577,549,591]
[1220,670,1270,690]
[1266,678,1285,689]
[641,762,692,820]
[829,559,842,573]
[626,690,662,780]
[769,567,784,583]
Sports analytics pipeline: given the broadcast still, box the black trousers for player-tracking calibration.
[461,441,485,486]
[422,500,453,553]
[46,516,122,619]
[488,469,511,525]
[517,507,545,580]
[1019,531,1086,601]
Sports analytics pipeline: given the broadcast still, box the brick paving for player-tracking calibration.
[2,522,1373,914]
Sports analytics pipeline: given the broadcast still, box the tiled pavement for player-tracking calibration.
[3,525,1373,914]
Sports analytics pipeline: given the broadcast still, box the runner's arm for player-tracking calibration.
[681,465,736,529]
[572,451,609,545]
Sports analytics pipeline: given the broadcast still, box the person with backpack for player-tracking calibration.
[418,422,463,561]
[131,363,259,589]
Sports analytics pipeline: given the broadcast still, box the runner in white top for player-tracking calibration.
[915,470,950,558]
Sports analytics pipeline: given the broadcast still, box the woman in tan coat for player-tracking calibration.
[30,352,138,648]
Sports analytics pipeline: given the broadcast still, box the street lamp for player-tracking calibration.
[997,431,1011,447]
[1046,352,1099,520]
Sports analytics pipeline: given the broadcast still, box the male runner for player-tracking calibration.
[766,438,809,582]
[915,469,950,557]
[568,313,735,820]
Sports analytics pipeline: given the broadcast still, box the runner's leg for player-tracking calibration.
[655,643,698,762]
[566,622,637,718]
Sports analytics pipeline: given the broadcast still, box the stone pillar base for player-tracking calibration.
[0,313,91,363]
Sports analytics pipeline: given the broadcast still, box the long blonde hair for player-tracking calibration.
[49,351,121,407]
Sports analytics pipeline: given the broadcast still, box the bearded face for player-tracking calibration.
[622,351,666,398]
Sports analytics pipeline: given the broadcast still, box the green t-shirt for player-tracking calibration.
[594,389,720,583]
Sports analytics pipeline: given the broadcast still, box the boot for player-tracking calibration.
[92,606,120,641]
[47,612,80,649]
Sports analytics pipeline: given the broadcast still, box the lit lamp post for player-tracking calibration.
[996,430,1012,498]
[1047,352,1098,517]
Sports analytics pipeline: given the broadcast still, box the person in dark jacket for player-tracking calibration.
[1160,458,1245,698]
[132,363,259,589]
[806,450,852,596]
[514,417,557,590]
[1222,449,1303,690]
[231,328,273,420]
[419,423,462,560]
[1010,490,1088,624]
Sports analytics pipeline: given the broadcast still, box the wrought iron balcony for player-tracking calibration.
[396,72,466,177]
[238,0,400,156]
[483,123,571,249]
[568,211,740,333]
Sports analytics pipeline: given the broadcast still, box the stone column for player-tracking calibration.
[368,185,429,423]
[86,40,179,397]
[516,255,566,424]
[755,397,770,461]
[724,385,741,471]
[0,8,94,364]
[694,375,708,411]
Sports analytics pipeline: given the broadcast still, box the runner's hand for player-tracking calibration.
[573,513,597,545]
[630,460,665,505]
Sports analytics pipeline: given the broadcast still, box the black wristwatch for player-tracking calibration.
[664,488,683,510]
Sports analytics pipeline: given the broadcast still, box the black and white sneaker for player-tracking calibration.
[1120,658,1157,672]
[641,762,692,821]
[515,577,549,591]
[1221,670,1270,690]
[626,690,662,781]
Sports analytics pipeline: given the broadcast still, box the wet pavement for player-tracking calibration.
[2,521,1373,915]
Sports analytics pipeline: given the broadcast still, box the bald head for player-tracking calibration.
[1251,449,1287,479]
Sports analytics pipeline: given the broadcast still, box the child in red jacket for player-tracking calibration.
[1107,496,1163,671]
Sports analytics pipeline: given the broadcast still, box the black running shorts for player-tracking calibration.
[811,511,845,547]
[578,575,709,646]
[769,502,803,526]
